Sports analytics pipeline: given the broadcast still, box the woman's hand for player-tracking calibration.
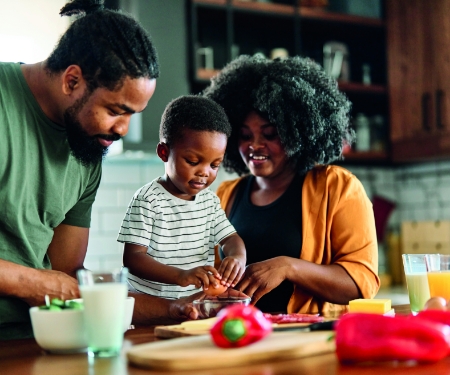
[235,257,291,304]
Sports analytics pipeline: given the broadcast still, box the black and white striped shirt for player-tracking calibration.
[117,178,236,299]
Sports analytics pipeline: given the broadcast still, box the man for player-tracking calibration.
[0,0,197,340]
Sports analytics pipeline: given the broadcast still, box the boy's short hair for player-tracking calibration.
[160,95,231,146]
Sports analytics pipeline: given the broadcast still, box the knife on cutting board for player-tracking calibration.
[273,320,336,332]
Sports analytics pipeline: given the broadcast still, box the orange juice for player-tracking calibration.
[427,271,450,300]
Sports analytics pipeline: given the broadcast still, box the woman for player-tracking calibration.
[203,55,379,315]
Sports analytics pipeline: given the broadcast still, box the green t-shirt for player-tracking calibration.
[0,62,102,339]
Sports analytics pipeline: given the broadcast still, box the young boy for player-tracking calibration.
[117,96,246,299]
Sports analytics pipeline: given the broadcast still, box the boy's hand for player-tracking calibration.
[217,256,245,288]
[178,266,221,289]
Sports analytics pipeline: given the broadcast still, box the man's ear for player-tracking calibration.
[61,65,85,96]
[157,142,170,162]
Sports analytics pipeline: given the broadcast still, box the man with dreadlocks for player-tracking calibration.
[0,0,197,340]
[204,55,379,315]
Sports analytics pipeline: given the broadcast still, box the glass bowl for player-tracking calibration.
[193,295,251,319]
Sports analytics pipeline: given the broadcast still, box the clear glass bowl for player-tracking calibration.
[193,296,251,319]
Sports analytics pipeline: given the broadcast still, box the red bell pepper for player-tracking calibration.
[416,309,450,326]
[335,313,450,363]
[210,304,272,348]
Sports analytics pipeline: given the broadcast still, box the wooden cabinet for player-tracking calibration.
[387,0,450,162]
[188,0,389,163]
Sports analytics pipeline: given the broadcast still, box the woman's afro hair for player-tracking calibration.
[160,95,231,147]
[202,54,354,176]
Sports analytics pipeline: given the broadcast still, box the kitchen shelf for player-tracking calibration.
[343,150,389,162]
[193,0,384,27]
[193,0,226,6]
[299,7,384,27]
[189,0,389,164]
[232,0,295,15]
[338,82,386,95]
[196,70,388,96]
[196,68,220,81]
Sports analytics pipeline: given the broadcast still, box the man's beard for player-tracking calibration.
[63,93,120,167]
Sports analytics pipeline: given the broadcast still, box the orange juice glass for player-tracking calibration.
[425,254,450,300]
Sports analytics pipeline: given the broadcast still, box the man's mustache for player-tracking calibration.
[96,134,121,142]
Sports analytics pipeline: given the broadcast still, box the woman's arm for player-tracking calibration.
[236,256,360,305]
[237,170,377,306]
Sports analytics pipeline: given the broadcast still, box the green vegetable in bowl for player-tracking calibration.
[39,296,83,311]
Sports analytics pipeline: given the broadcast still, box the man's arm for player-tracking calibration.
[47,223,88,278]
[0,258,80,306]
[130,291,201,325]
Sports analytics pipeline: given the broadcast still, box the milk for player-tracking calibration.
[405,273,430,312]
[80,283,127,354]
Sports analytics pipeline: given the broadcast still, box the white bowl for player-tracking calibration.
[30,307,87,353]
[30,296,135,353]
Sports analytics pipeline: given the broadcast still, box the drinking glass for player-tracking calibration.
[77,268,128,358]
[402,254,430,312]
[425,254,450,300]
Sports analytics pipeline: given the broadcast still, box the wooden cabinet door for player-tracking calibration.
[387,0,450,161]
[432,0,450,155]
[387,0,425,142]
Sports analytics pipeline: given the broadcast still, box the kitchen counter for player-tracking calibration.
[2,305,448,375]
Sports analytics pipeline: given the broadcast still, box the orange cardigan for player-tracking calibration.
[216,165,380,314]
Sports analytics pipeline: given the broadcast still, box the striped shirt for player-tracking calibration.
[117,178,236,299]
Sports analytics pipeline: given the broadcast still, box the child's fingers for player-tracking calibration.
[228,266,244,287]
[199,267,220,289]
[222,265,240,287]
[203,265,221,279]
[207,273,220,288]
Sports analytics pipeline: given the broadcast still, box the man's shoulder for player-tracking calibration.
[0,62,20,81]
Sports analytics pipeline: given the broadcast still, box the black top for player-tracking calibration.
[229,173,304,313]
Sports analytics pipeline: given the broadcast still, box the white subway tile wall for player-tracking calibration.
[85,154,450,270]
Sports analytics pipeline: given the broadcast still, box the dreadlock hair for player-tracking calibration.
[202,54,354,176]
[46,0,159,92]
[160,95,231,147]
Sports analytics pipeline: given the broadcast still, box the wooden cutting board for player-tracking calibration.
[155,322,313,338]
[154,318,329,338]
[127,331,335,371]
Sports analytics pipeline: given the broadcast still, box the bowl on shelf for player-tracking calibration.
[193,293,251,319]
[29,296,135,353]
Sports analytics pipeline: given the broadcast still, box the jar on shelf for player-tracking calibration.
[354,113,371,151]
[370,115,386,151]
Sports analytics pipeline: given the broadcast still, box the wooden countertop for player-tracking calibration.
[2,305,449,375]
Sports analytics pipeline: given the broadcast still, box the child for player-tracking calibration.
[117,96,246,299]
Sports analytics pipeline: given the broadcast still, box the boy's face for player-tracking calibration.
[157,129,227,200]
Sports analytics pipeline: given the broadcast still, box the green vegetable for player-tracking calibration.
[39,297,83,311]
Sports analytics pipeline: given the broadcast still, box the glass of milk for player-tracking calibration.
[77,268,128,357]
[402,254,430,313]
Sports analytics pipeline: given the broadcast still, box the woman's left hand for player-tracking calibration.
[235,257,291,304]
